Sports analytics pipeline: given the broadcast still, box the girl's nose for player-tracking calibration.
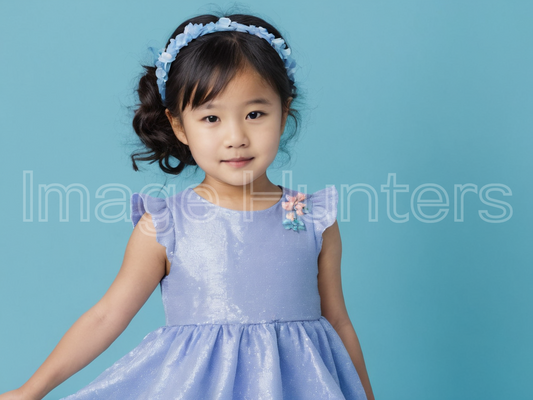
[224,121,249,148]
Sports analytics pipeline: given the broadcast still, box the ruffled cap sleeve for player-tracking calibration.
[308,185,338,253]
[130,193,176,263]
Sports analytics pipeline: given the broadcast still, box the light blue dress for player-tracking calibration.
[61,185,367,399]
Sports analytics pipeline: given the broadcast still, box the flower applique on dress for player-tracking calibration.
[282,192,309,231]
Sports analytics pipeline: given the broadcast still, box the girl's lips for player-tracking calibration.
[222,157,254,168]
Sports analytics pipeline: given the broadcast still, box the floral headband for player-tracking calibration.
[154,17,297,104]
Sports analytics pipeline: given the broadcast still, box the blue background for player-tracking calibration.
[1,0,532,399]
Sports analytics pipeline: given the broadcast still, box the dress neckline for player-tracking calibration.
[187,185,285,213]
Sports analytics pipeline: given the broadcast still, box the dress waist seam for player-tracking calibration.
[164,316,324,327]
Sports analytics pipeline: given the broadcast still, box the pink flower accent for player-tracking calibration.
[281,191,309,232]
[282,194,297,211]
[282,201,294,211]
[282,194,307,211]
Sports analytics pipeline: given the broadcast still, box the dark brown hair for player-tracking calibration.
[131,12,301,175]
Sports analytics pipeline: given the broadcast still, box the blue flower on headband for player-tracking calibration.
[215,17,233,31]
[153,17,297,104]
[185,23,206,38]
[246,25,262,37]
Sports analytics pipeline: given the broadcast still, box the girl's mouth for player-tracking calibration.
[222,157,254,168]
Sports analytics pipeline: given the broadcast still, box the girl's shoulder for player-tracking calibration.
[292,185,338,218]
[300,186,339,247]
[306,185,338,205]
[130,191,180,264]
[277,185,338,252]
[129,187,192,218]
[282,185,338,233]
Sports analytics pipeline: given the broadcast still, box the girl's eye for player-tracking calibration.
[247,111,263,120]
[204,115,219,123]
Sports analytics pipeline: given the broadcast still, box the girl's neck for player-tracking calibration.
[193,174,283,212]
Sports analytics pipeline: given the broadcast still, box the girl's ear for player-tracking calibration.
[280,97,293,132]
[165,109,189,145]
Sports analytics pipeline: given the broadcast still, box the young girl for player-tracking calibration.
[1,12,374,400]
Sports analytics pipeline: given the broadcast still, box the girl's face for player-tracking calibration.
[167,66,291,190]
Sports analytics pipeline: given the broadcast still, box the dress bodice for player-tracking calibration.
[130,185,339,326]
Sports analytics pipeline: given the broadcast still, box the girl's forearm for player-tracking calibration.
[334,320,375,400]
[18,305,129,400]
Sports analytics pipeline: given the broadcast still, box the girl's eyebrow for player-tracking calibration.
[198,98,273,110]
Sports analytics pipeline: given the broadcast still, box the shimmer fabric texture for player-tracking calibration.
[61,185,367,400]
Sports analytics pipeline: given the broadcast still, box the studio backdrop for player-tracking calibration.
[0,1,531,399]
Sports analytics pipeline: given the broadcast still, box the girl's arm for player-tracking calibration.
[318,220,376,400]
[1,213,167,400]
